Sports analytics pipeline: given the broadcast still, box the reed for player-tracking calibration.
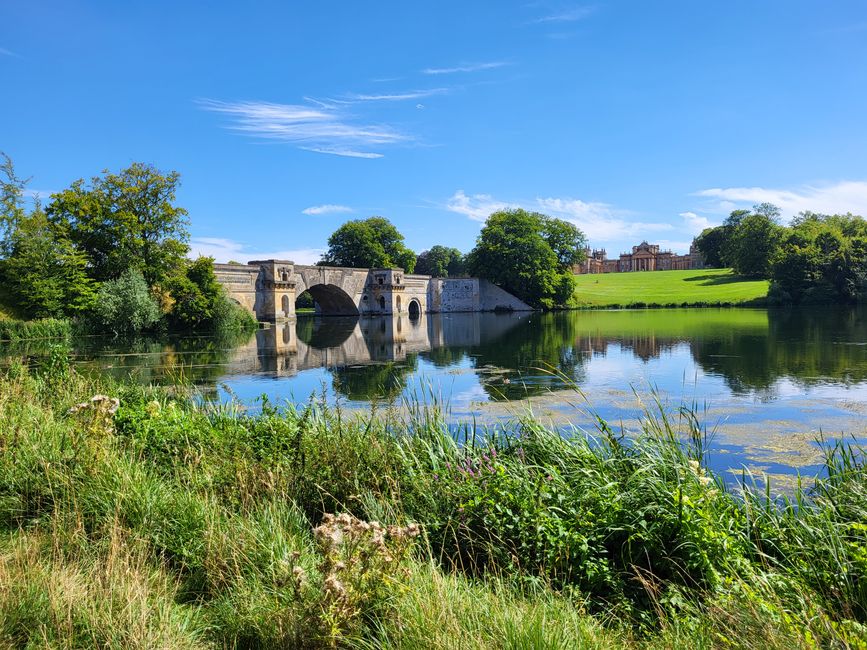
[0,361,864,648]
[0,317,72,342]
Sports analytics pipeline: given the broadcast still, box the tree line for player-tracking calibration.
[0,154,254,333]
[695,202,867,304]
[319,210,588,309]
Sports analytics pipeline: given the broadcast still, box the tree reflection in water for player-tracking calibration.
[3,307,866,405]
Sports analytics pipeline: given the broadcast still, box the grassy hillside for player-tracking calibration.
[573,268,769,308]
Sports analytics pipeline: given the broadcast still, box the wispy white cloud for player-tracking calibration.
[344,88,449,102]
[536,197,672,241]
[23,188,56,201]
[199,98,409,158]
[422,61,509,75]
[532,5,596,24]
[302,204,353,216]
[300,147,384,159]
[0,47,20,58]
[694,181,867,219]
[446,190,518,222]
[679,211,715,234]
[445,190,672,243]
[189,237,324,265]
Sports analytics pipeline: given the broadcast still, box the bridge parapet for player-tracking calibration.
[214,259,532,322]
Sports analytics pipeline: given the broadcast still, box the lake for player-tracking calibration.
[4,307,866,486]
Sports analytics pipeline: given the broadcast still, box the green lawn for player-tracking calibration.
[573,268,769,308]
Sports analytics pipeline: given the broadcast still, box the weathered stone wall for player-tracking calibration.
[213,264,259,315]
[479,280,533,312]
[429,278,481,312]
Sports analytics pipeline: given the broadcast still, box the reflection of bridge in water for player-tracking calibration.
[228,311,532,376]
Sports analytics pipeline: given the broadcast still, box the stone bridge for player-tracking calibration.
[214,259,531,321]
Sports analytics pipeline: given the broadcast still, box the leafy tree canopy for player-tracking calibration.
[0,152,28,256]
[694,227,727,268]
[466,209,584,309]
[319,217,416,272]
[1,206,97,319]
[770,212,867,304]
[728,213,782,278]
[539,216,588,268]
[166,256,253,332]
[415,245,466,277]
[46,162,190,285]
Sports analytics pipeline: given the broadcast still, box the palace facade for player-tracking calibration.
[574,241,704,274]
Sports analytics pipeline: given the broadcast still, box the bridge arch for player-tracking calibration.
[305,283,360,317]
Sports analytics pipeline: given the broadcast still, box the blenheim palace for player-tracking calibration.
[573,241,705,274]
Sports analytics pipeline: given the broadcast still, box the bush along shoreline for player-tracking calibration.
[0,317,72,342]
[0,360,865,648]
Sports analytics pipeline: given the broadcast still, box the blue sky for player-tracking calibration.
[3,1,867,264]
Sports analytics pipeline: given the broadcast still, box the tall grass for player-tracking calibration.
[0,360,865,648]
[0,317,71,342]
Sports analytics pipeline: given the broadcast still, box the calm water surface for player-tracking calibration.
[5,307,867,484]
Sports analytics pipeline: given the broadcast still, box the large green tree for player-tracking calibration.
[720,208,751,266]
[728,212,782,278]
[46,163,190,285]
[466,209,584,309]
[2,206,97,319]
[694,226,727,268]
[415,245,465,277]
[0,152,27,257]
[771,212,867,304]
[319,217,416,272]
[539,216,588,268]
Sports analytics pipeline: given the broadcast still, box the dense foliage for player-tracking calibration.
[695,203,867,304]
[165,257,255,332]
[319,216,416,272]
[414,245,466,277]
[0,364,865,647]
[0,154,254,334]
[46,162,190,285]
[769,212,867,304]
[1,206,96,318]
[467,209,587,309]
[89,269,161,334]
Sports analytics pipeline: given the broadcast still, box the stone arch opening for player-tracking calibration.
[295,290,315,313]
[379,296,386,310]
[408,299,421,320]
[396,296,402,312]
[281,295,290,318]
[303,283,360,317]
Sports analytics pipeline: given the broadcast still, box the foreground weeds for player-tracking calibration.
[0,360,865,648]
